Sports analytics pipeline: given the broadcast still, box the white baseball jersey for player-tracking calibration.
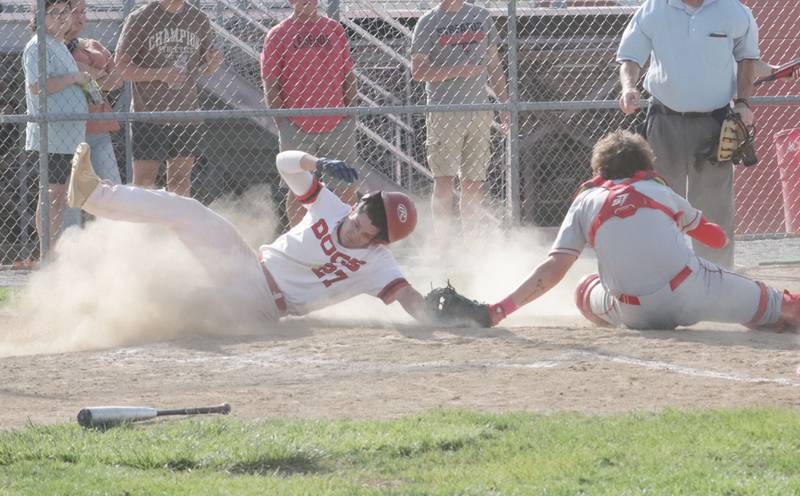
[555,173,783,329]
[260,186,408,315]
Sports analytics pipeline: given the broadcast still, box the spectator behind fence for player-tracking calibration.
[114,0,222,197]
[617,0,760,269]
[411,0,509,239]
[22,0,88,258]
[61,0,124,230]
[261,0,360,227]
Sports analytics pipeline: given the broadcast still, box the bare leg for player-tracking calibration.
[166,156,195,197]
[132,159,160,188]
[432,176,456,236]
[35,183,68,256]
[459,179,484,236]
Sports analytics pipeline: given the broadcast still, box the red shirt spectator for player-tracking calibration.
[261,16,354,133]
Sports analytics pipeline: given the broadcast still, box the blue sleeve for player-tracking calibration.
[733,6,760,62]
[23,43,40,87]
[616,10,651,67]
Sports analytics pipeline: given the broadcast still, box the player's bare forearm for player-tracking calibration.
[506,253,577,309]
[395,285,432,324]
[737,58,756,99]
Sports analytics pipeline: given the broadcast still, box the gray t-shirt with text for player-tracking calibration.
[411,4,498,105]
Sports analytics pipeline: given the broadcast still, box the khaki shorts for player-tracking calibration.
[426,110,492,181]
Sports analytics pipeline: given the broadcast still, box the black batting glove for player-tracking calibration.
[317,158,359,184]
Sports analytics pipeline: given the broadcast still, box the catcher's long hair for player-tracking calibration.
[591,130,656,180]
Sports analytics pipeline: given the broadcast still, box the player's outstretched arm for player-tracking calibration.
[394,285,433,324]
[489,253,577,326]
[276,151,359,197]
[276,150,318,196]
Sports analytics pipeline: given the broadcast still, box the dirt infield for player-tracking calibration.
[1,263,798,431]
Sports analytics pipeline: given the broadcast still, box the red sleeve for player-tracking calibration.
[687,217,727,249]
[260,26,284,80]
[377,278,410,304]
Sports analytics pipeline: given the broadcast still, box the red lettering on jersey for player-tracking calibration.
[308,219,368,287]
[311,219,328,239]
[321,270,348,287]
[320,234,337,256]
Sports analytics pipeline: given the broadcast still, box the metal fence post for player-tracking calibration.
[505,0,521,225]
[122,0,135,183]
[328,0,340,21]
[35,0,50,259]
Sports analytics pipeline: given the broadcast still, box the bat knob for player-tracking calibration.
[221,403,231,414]
[77,408,93,428]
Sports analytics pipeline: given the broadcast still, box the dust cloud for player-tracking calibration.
[0,186,280,357]
[313,220,595,326]
[0,186,591,357]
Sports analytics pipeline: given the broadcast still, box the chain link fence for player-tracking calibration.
[0,0,798,266]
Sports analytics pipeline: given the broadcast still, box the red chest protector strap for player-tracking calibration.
[585,170,683,247]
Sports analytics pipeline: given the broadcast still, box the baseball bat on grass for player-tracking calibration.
[77,403,231,428]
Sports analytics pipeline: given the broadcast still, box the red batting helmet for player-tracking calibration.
[381,191,417,243]
[361,191,417,244]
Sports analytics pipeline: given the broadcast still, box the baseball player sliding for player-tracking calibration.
[487,131,799,331]
[66,144,432,324]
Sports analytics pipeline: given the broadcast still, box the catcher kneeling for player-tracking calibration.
[485,130,799,331]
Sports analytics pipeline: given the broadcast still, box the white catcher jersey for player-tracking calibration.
[260,187,408,315]
[551,178,703,297]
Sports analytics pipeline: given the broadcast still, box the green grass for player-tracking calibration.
[1,408,799,495]
[0,288,11,306]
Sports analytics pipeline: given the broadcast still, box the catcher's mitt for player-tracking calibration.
[424,282,491,328]
[716,110,758,166]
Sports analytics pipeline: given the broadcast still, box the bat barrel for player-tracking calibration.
[77,406,158,427]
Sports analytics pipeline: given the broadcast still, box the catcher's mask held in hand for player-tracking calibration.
[716,110,758,166]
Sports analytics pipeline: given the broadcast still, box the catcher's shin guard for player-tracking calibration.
[574,273,608,326]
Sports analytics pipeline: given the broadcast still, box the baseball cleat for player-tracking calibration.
[67,142,100,208]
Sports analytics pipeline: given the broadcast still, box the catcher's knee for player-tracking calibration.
[574,273,608,326]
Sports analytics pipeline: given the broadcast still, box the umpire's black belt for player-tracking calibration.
[650,101,727,119]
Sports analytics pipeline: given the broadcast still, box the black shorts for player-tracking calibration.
[132,122,204,161]
[29,152,72,184]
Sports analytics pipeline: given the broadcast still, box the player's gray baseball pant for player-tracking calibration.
[646,107,735,268]
[82,182,282,323]
[587,255,783,329]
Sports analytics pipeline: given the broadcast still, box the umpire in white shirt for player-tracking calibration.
[616,0,760,269]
